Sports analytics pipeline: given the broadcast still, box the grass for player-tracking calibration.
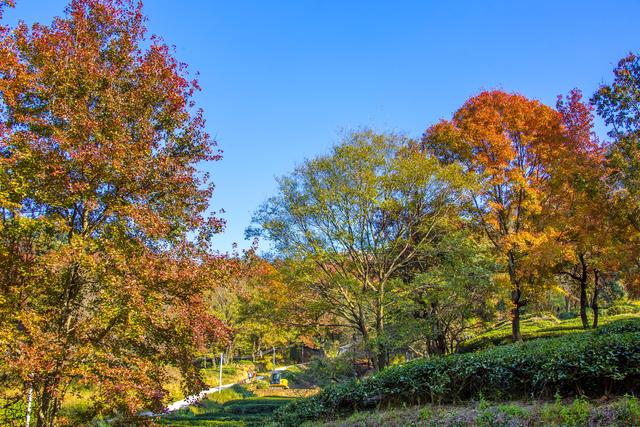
[302,395,640,427]
[163,362,257,402]
[156,368,320,427]
[201,364,255,388]
[459,310,640,352]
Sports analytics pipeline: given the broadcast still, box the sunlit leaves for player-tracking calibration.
[0,0,227,423]
[423,91,568,339]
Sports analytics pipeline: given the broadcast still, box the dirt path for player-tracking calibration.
[142,365,295,416]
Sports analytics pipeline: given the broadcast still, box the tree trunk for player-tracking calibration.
[592,269,600,329]
[579,279,589,329]
[226,340,236,363]
[357,318,378,371]
[511,287,522,342]
[429,302,447,355]
[36,378,60,427]
[366,289,387,372]
[564,295,571,312]
[36,264,79,427]
[376,347,386,372]
[374,316,386,371]
[508,250,523,342]
[578,254,589,329]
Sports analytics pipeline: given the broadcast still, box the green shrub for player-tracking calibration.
[205,385,252,404]
[496,402,529,419]
[255,380,269,390]
[273,319,640,426]
[558,311,579,320]
[477,405,531,427]
[539,401,561,425]
[606,301,640,316]
[297,355,357,388]
[598,318,640,335]
[613,395,640,426]
[559,397,591,426]
[418,406,433,421]
[225,401,283,415]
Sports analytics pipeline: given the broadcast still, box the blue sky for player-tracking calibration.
[5,1,640,252]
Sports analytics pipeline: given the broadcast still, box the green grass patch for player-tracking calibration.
[201,364,255,388]
[460,312,640,352]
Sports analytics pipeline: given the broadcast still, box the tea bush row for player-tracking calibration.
[274,319,640,426]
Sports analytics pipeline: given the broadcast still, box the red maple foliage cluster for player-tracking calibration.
[0,0,232,424]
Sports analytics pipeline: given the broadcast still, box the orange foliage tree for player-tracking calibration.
[423,91,567,341]
[544,89,612,329]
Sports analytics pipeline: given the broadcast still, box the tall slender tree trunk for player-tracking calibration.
[592,269,600,329]
[226,340,236,363]
[578,254,589,329]
[36,377,60,427]
[25,383,33,427]
[511,287,522,342]
[356,315,376,371]
[376,346,386,371]
[508,251,523,342]
[375,305,386,371]
[579,280,589,329]
[429,302,447,355]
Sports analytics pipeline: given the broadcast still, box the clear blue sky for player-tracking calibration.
[5,1,640,252]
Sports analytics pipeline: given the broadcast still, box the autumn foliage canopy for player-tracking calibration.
[0,0,230,424]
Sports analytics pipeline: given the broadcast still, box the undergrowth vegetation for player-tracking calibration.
[273,319,640,426]
[304,395,640,427]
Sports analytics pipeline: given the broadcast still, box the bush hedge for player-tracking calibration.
[273,319,640,426]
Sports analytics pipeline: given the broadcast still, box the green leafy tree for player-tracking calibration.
[423,91,567,341]
[388,228,498,356]
[250,130,473,370]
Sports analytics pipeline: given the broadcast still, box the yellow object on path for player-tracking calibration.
[269,371,289,389]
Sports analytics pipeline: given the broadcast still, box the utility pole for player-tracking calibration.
[218,353,223,393]
[25,384,33,427]
[272,347,276,371]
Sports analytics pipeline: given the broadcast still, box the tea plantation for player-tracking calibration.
[274,318,640,426]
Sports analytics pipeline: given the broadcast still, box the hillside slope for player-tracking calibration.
[274,318,640,426]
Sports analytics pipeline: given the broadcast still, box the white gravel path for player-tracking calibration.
[141,365,295,417]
